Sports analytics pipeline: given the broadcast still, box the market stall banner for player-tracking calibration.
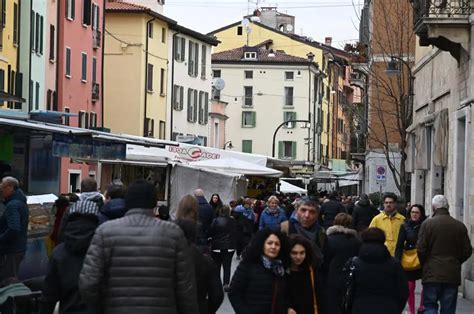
[53,134,126,160]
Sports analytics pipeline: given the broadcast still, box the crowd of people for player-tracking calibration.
[0,175,472,314]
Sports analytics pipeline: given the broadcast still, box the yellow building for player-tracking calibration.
[104,2,174,138]
[0,0,23,109]
[210,20,337,164]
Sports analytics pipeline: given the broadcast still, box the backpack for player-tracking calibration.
[341,256,358,314]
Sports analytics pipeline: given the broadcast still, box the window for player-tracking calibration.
[79,111,87,128]
[92,57,97,83]
[244,52,257,60]
[244,71,253,79]
[90,112,97,128]
[13,3,18,45]
[1,0,6,29]
[213,70,221,78]
[65,48,71,77]
[49,25,55,61]
[160,68,165,95]
[241,111,256,128]
[35,13,39,53]
[35,82,40,110]
[82,0,91,25]
[91,3,100,30]
[29,80,33,106]
[173,85,184,110]
[198,91,209,125]
[285,71,294,80]
[46,89,52,110]
[188,41,199,77]
[279,141,297,159]
[187,88,198,122]
[144,118,154,137]
[284,87,294,106]
[242,140,252,153]
[147,63,153,92]
[237,26,243,35]
[161,27,166,43]
[81,53,87,81]
[64,107,70,125]
[337,118,344,133]
[147,22,153,38]
[159,121,166,139]
[66,0,76,20]
[283,112,297,129]
[244,86,253,107]
[201,45,207,79]
[174,36,185,61]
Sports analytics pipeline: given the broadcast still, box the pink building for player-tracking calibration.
[57,0,104,192]
[45,1,58,110]
[208,99,228,149]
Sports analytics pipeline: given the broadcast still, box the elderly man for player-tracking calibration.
[0,177,29,281]
[369,192,405,256]
[193,189,215,252]
[417,195,472,314]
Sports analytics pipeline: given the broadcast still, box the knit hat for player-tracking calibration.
[125,180,157,210]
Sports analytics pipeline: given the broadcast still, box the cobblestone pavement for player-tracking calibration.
[216,256,474,314]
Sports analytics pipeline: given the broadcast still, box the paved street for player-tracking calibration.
[216,256,474,314]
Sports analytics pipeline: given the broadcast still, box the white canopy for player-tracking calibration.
[190,157,282,177]
[27,194,58,205]
[280,180,307,195]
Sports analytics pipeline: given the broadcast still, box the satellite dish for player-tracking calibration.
[242,18,250,27]
[286,24,294,32]
[212,78,226,91]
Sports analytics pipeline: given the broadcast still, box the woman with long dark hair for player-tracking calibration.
[229,229,290,314]
[287,234,323,314]
[395,204,426,314]
[209,193,223,214]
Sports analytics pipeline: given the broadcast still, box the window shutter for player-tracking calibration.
[187,88,192,122]
[15,72,22,97]
[291,112,297,128]
[204,92,209,124]
[251,112,256,127]
[84,112,89,129]
[292,142,297,159]
[193,90,198,122]
[83,0,91,25]
[174,37,179,60]
[194,43,199,76]
[173,85,178,110]
[198,91,204,124]
[242,140,252,153]
[188,41,193,75]
[179,86,184,110]
[278,142,283,159]
[72,0,76,19]
[241,112,245,127]
[181,37,185,61]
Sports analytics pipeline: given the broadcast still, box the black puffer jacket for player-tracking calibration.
[325,225,361,314]
[350,243,408,314]
[79,208,198,314]
[351,199,379,232]
[40,214,99,314]
[320,200,346,229]
[209,216,237,250]
[229,262,288,314]
[395,220,423,281]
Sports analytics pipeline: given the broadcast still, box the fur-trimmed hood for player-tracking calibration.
[326,225,358,237]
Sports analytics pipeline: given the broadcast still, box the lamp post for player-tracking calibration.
[272,119,310,158]
[223,141,233,150]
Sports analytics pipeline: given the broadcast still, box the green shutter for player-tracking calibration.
[291,112,297,128]
[251,112,256,127]
[242,140,252,153]
[241,112,245,127]
[278,141,283,158]
[291,141,297,159]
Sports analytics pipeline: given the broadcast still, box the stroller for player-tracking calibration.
[0,277,43,314]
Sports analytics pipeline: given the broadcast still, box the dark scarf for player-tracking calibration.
[261,255,285,277]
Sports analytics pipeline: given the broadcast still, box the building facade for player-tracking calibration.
[167,25,218,145]
[208,99,228,149]
[104,1,173,139]
[410,0,474,300]
[45,0,58,110]
[212,45,320,162]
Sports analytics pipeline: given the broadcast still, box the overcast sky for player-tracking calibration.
[163,0,363,49]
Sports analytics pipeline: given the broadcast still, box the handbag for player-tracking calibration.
[341,256,358,314]
[401,248,421,271]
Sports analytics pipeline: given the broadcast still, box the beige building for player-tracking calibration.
[212,45,321,162]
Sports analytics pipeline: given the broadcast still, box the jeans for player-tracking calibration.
[212,250,234,285]
[423,283,458,314]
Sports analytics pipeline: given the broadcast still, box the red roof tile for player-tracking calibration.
[212,46,312,64]
[106,1,148,11]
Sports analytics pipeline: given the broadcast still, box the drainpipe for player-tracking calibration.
[170,31,179,140]
[27,0,33,112]
[100,3,105,128]
[144,17,156,136]
[307,64,312,163]
[55,0,59,112]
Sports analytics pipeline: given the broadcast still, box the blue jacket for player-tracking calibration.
[259,207,287,231]
[0,189,29,254]
[97,198,126,225]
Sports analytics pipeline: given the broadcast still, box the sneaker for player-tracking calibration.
[223,284,230,292]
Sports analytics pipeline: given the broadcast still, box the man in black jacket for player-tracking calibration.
[194,189,215,252]
[319,191,346,229]
[79,180,198,314]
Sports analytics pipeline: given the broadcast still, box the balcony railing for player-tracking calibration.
[93,30,101,49]
[413,0,473,29]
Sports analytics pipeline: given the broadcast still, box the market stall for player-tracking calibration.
[279,180,308,195]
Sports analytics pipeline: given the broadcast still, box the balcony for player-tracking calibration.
[411,0,473,62]
[92,30,101,49]
[349,71,366,90]
[92,83,100,101]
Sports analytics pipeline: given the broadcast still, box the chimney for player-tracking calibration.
[325,37,333,46]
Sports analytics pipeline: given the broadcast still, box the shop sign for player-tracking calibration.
[167,145,220,161]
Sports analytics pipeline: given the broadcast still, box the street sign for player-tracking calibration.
[376,165,386,181]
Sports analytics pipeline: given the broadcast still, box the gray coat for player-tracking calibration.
[79,208,198,314]
[417,208,472,285]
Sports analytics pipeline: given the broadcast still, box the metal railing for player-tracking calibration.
[412,0,473,28]
[93,30,101,49]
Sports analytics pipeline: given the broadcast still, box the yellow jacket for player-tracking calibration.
[369,211,405,256]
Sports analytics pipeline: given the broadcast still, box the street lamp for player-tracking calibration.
[223,141,234,150]
[272,119,310,158]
